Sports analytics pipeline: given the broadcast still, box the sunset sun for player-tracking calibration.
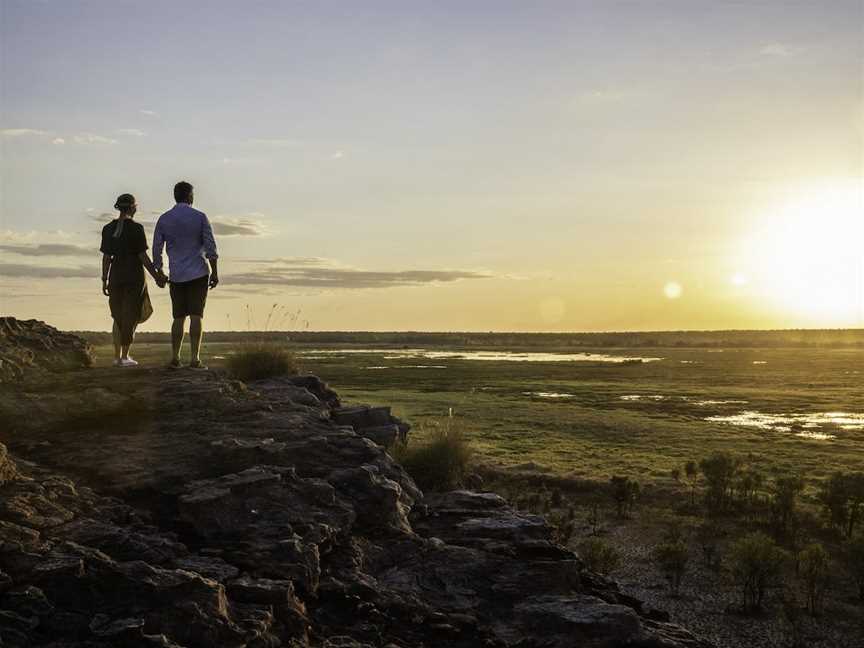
[744,180,864,324]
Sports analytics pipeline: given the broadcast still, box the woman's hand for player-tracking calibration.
[102,279,110,296]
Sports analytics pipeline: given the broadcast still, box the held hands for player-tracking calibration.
[209,273,219,289]
[155,269,168,288]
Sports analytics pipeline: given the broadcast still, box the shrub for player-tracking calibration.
[549,512,576,546]
[728,531,789,612]
[654,541,689,595]
[226,343,298,381]
[577,538,621,576]
[609,475,640,518]
[699,452,740,514]
[797,543,830,616]
[818,472,864,538]
[392,418,472,492]
[843,534,864,600]
[770,475,805,540]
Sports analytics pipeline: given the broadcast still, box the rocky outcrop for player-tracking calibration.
[0,321,712,648]
[0,317,92,383]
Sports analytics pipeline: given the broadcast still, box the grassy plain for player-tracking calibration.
[92,340,864,494]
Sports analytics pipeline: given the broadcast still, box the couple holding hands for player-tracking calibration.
[100,181,219,369]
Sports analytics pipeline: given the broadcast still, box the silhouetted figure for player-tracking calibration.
[100,193,166,366]
[152,181,220,369]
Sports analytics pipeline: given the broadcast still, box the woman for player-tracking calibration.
[100,193,165,366]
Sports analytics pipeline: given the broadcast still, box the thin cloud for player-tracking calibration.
[223,262,492,289]
[0,243,92,257]
[211,216,268,237]
[1,128,48,137]
[139,109,159,117]
[331,150,345,159]
[760,42,796,58]
[247,137,299,148]
[0,263,94,279]
[241,256,329,266]
[73,133,117,145]
[52,138,65,145]
[117,128,146,137]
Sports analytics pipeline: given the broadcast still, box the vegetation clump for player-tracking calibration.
[654,541,690,596]
[727,531,788,612]
[392,417,473,492]
[577,538,621,576]
[226,343,298,382]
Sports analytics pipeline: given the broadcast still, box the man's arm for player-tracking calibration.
[101,254,112,296]
[138,252,166,287]
[202,214,219,288]
[152,219,165,274]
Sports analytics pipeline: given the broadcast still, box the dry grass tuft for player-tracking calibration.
[226,343,298,382]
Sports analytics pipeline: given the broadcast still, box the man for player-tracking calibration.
[152,181,219,369]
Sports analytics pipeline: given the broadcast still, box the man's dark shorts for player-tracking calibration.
[169,275,208,319]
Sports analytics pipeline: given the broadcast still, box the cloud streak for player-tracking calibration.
[1,128,48,137]
[223,261,491,290]
[73,133,117,145]
[211,218,267,237]
[0,243,93,257]
[0,263,94,279]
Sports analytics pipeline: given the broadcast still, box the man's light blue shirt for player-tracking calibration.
[152,203,218,283]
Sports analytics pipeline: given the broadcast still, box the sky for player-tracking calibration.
[1,0,862,332]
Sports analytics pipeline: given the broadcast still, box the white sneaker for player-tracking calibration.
[120,357,139,367]
[113,359,122,367]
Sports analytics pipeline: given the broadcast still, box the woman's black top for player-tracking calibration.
[100,219,148,286]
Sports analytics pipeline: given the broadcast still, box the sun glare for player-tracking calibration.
[744,180,864,325]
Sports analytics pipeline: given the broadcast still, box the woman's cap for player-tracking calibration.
[114,193,136,210]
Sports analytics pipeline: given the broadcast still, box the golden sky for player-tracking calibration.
[1,1,862,332]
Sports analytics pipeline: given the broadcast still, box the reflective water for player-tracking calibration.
[299,349,663,363]
[705,410,864,440]
[523,392,575,399]
[363,364,448,370]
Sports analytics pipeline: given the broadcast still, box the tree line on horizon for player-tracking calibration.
[75,328,864,348]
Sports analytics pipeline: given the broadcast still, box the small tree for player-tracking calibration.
[846,473,864,538]
[699,452,740,514]
[577,538,621,576]
[737,467,764,509]
[609,476,640,518]
[844,534,864,601]
[696,521,721,569]
[654,541,689,596]
[797,543,830,616]
[684,460,700,506]
[780,590,806,648]
[586,499,603,536]
[818,472,850,533]
[728,531,788,612]
[770,475,805,540]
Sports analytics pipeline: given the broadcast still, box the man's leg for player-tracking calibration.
[189,315,203,364]
[171,317,186,363]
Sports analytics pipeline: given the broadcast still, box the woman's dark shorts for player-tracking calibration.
[169,275,209,318]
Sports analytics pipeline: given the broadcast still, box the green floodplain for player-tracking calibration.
[88,331,864,495]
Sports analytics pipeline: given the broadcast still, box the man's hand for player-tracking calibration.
[209,273,219,289]
[155,270,168,288]
[102,280,110,297]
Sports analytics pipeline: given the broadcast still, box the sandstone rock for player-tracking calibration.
[506,594,645,647]
[0,317,92,383]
